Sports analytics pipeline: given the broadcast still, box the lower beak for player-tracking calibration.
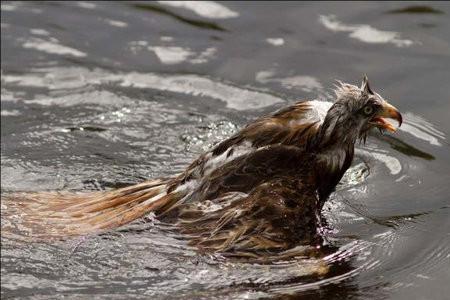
[370,101,402,132]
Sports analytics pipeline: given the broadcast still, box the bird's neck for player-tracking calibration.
[314,105,361,151]
[310,108,360,205]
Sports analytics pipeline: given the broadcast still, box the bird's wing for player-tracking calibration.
[212,100,331,155]
[169,101,331,190]
[197,144,313,199]
[167,100,331,198]
[178,175,319,259]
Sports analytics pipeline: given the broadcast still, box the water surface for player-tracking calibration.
[1,1,450,299]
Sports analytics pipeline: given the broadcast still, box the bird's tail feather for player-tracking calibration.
[1,178,184,240]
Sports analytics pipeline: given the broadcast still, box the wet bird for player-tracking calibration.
[4,76,402,259]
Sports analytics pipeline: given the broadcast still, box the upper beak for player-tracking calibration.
[370,101,403,132]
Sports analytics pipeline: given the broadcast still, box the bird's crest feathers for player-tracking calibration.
[360,75,374,95]
[333,75,374,102]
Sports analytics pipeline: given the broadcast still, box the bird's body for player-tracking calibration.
[2,76,402,259]
[157,101,339,257]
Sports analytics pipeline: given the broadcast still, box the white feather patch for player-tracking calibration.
[203,140,254,176]
[288,100,332,127]
[308,100,333,123]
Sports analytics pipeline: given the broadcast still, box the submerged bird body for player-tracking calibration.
[3,76,402,259]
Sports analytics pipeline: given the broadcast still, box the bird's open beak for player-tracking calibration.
[369,101,402,132]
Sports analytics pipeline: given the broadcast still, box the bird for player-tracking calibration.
[2,76,402,260]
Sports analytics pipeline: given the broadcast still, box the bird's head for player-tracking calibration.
[336,75,402,134]
[313,76,402,202]
[318,75,402,148]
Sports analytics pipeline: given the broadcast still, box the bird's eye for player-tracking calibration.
[363,106,373,115]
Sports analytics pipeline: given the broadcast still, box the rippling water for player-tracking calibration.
[1,1,450,299]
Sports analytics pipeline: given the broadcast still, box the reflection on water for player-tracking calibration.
[256,70,325,94]
[387,5,445,15]
[378,134,435,160]
[157,1,239,19]
[132,3,227,31]
[0,2,16,11]
[2,67,284,110]
[399,112,446,147]
[369,211,431,229]
[77,1,96,10]
[103,18,128,28]
[319,15,414,47]
[22,37,87,57]
[147,45,217,65]
[2,1,450,299]
[266,37,285,46]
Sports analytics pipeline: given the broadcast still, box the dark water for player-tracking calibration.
[1,1,450,299]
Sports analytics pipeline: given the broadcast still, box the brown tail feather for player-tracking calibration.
[1,178,184,240]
